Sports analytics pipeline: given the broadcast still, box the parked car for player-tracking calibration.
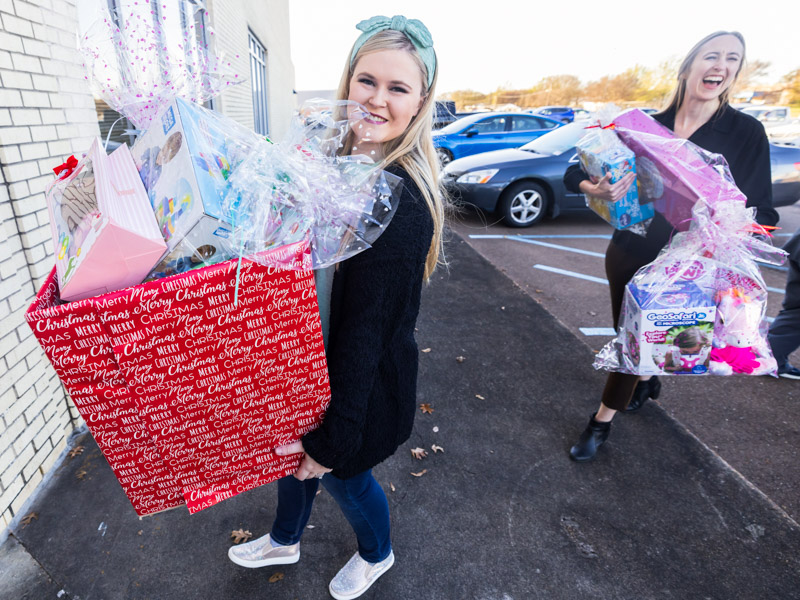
[572,108,592,121]
[768,121,800,147]
[741,105,794,128]
[443,121,800,227]
[433,112,562,166]
[771,143,800,207]
[528,106,574,123]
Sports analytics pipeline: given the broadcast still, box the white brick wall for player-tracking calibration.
[207,0,295,141]
[0,0,294,533]
[0,0,95,530]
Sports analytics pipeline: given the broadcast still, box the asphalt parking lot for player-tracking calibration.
[450,202,800,523]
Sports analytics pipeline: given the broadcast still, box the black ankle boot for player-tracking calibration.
[569,413,611,462]
[625,376,661,413]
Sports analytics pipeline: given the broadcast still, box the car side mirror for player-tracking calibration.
[464,129,478,138]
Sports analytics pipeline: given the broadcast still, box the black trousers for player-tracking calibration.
[601,240,651,411]
[768,230,800,366]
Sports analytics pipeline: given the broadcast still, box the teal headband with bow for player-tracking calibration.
[350,15,436,90]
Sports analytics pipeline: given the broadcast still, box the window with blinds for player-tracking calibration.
[249,31,270,136]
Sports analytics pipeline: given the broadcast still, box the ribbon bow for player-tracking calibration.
[53,155,79,179]
[351,15,436,88]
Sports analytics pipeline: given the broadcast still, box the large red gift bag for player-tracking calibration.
[26,241,331,515]
[25,274,183,515]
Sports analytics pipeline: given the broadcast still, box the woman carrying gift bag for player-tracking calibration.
[563,31,779,462]
[228,15,445,599]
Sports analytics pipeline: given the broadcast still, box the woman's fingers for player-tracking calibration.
[274,440,304,456]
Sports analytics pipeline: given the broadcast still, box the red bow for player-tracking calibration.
[53,155,78,178]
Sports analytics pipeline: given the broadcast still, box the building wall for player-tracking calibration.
[0,0,99,530]
[207,0,295,141]
[0,0,296,535]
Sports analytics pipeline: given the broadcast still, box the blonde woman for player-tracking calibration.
[228,15,444,600]
[564,31,779,461]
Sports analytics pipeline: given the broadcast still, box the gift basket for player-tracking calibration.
[594,152,786,377]
[27,1,403,515]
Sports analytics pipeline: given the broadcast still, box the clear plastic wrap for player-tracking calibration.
[575,122,653,235]
[218,99,401,271]
[594,197,787,377]
[79,0,239,130]
[612,108,747,232]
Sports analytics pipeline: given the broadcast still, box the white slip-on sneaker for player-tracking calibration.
[328,550,395,600]
[228,533,300,568]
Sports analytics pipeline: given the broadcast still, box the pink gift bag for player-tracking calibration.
[46,138,167,301]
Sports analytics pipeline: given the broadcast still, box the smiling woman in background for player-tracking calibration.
[563,30,779,462]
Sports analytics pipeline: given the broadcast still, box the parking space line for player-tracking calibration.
[579,327,617,336]
[468,234,611,240]
[533,264,609,285]
[767,286,785,294]
[507,237,606,258]
[758,262,789,272]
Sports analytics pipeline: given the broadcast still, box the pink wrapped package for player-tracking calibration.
[611,109,746,231]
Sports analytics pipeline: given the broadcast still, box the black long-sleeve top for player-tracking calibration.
[302,165,434,479]
[564,105,780,263]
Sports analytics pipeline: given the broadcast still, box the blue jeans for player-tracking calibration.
[270,469,392,563]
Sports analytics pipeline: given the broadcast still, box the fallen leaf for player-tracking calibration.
[390,482,396,492]
[419,403,434,414]
[535,289,543,293]
[137,530,143,536]
[76,469,87,480]
[230,529,253,544]
[421,348,432,353]
[475,394,485,400]
[410,447,428,460]
[431,444,444,454]
[410,469,428,477]
[20,513,37,526]
[456,356,465,363]
[269,572,284,583]
[68,446,85,458]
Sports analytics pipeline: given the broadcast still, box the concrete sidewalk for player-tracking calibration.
[2,234,799,600]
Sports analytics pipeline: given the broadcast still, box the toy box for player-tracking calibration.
[576,128,654,230]
[46,139,166,301]
[612,109,746,231]
[621,267,717,376]
[132,98,259,278]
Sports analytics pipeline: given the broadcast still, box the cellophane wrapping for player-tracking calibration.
[594,195,787,377]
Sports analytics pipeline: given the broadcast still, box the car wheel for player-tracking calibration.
[499,181,549,227]
[436,148,453,166]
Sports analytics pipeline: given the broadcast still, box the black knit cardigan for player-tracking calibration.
[302,165,434,479]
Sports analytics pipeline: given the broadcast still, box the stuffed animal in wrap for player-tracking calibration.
[709,288,776,375]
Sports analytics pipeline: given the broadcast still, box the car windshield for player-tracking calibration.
[436,114,486,135]
[519,122,586,155]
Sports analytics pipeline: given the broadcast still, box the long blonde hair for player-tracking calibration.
[336,29,445,280]
[660,31,746,116]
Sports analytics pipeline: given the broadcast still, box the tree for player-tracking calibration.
[781,68,800,104]
[637,58,679,106]
[733,59,771,94]
[534,74,583,106]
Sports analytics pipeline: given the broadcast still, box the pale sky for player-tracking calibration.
[289,0,800,95]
